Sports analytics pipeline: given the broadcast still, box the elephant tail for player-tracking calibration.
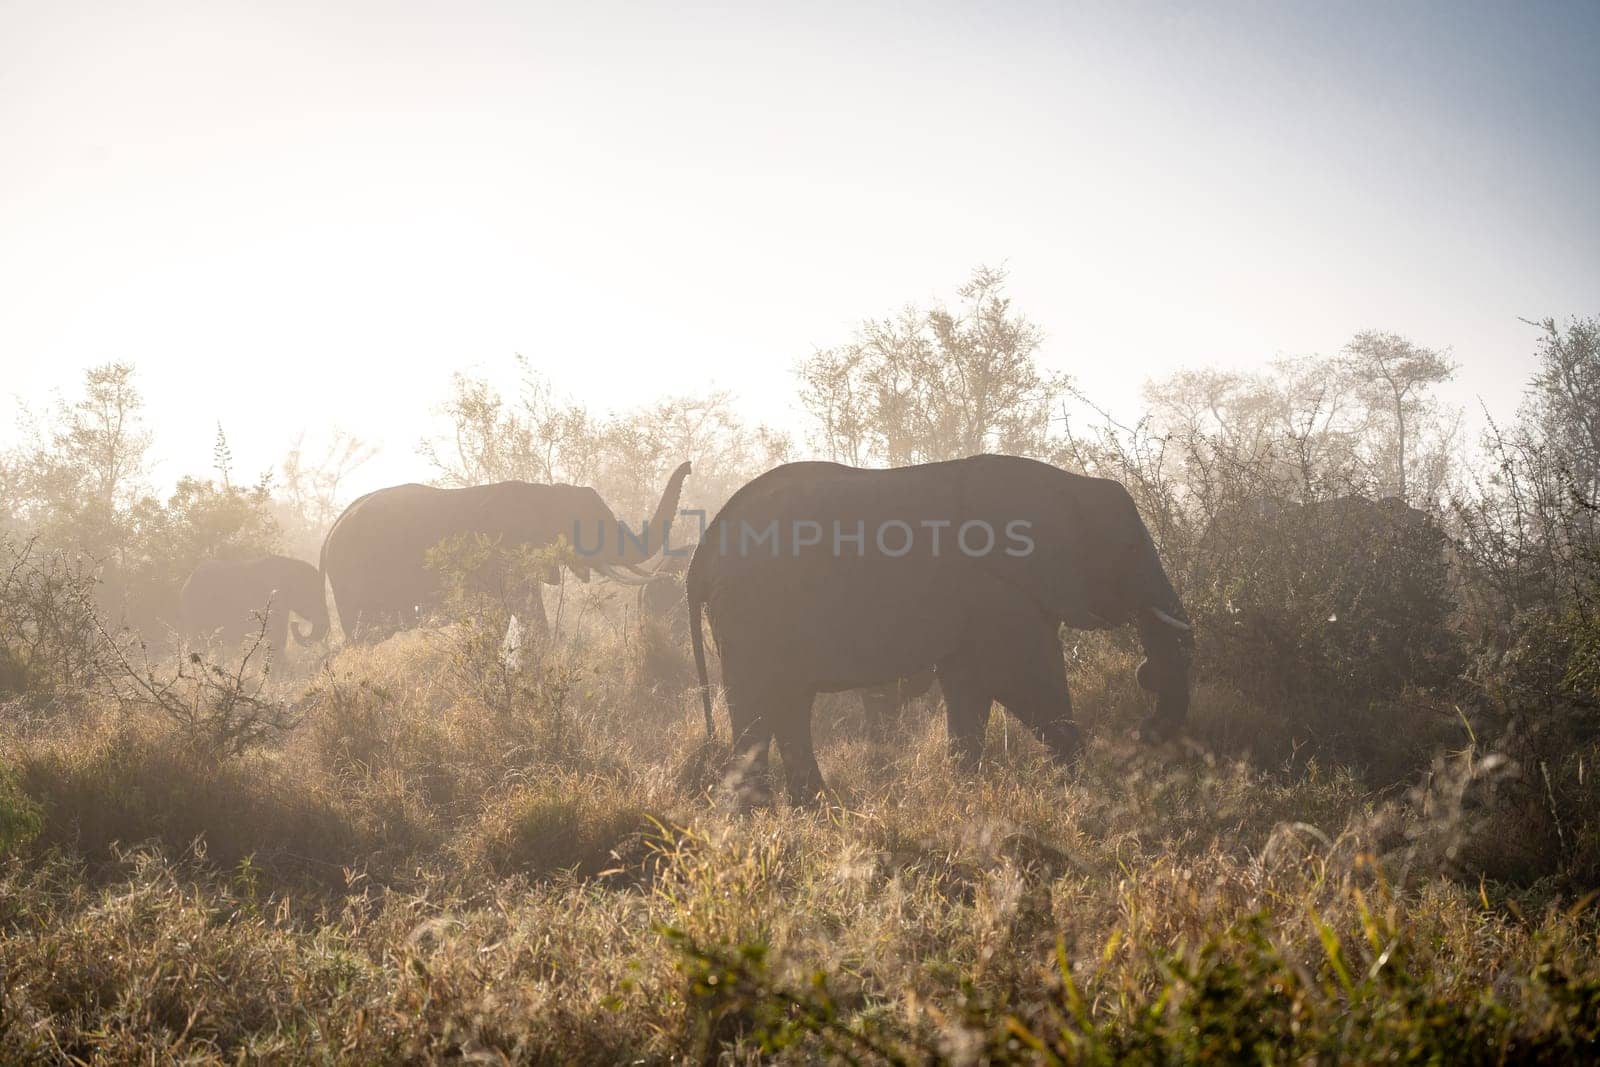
[689,595,714,739]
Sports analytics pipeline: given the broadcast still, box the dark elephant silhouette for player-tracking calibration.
[321,463,690,642]
[688,456,1193,804]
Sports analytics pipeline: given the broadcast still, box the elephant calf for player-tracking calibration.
[179,555,329,659]
[688,455,1193,805]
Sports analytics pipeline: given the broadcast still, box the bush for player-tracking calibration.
[0,762,41,853]
[100,634,301,760]
[457,775,661,880]
[12,712,375,882]
[0,536,104,715]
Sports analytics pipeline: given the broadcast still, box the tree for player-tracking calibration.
[212,423,234,489]
[419,359,790,523]
[1523,315,1600,515]
[797,267,1068,466]
[6,363,153,563]
[1340,331,1456,503]
[54,362,152,509]
[419,357,592,488]
[1142,356,1374,501]
[583,391,791,520]
[276,430,378,558]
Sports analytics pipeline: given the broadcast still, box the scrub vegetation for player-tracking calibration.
[0,275,1596,1062]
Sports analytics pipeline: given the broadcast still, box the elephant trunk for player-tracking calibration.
[620,461,692,566]
[292,609,328,645]
[1134,602,1192,740]
[292,570,330,645]
[1129,525,1192,740]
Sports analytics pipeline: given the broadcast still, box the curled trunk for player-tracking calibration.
[1129,524,1193,739]
[1135,602,1192,739]
[292,609,329,645]
[618,461,692,566]
[292,572,331,645]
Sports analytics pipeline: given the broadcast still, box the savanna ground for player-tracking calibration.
[1,278,1597,1062]
[0,579,1595,1064]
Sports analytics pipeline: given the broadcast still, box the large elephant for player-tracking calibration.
[687,456,1192,803]
[321,463,691,642]
[178,555,329,659]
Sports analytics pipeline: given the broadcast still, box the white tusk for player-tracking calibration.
[501,614,524,670]
[1147,607,1191,631]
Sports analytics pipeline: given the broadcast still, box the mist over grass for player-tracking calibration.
[0,610,1593,1062]
[0,276,1596,1060]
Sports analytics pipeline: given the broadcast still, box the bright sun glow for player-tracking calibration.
[2,1,1596,494]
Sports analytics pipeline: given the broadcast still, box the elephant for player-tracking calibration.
[687,455,1193,804]
[321,462,691,642]
[178,555,329,659]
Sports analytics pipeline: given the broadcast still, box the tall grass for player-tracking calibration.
[0,613,1594,1062]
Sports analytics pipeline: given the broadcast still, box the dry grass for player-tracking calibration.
[0,620,1595,1063]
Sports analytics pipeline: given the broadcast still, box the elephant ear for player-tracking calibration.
[958,458,1106,629]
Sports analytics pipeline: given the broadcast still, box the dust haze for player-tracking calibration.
[1,2,1598,1061]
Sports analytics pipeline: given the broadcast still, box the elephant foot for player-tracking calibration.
[1042,722,1083,764]
[788,780,837,813]
[720,777,775,813]
[781,762,830,809]
[720,750,776,812]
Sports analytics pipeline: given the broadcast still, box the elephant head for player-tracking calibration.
[484,461,692,586]
[966,459,1193,737]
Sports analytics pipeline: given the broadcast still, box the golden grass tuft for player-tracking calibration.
[0,619,1592,1061]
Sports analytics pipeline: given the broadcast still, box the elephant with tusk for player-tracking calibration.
[687,455,1192,806]
[320,462,691,642]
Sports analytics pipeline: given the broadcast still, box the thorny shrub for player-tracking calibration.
[0,536,104,717]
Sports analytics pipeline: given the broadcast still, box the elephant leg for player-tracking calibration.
[772,692,827,805]
[721,666,777,808]
[522,594,550,643]
[992,625,1081,764]
[221,622,246,658]
[332,585,389,645]
[936,656,991,769]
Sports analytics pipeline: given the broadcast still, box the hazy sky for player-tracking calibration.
[3,0,1596,495]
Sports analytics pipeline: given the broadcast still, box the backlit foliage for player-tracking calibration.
[0,281,1596,1060]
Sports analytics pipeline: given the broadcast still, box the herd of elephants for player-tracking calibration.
[177,455,1194,802]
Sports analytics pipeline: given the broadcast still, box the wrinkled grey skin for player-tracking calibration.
[321,463,690,642]
[179,555,329,658]
[688,456,1193,805]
